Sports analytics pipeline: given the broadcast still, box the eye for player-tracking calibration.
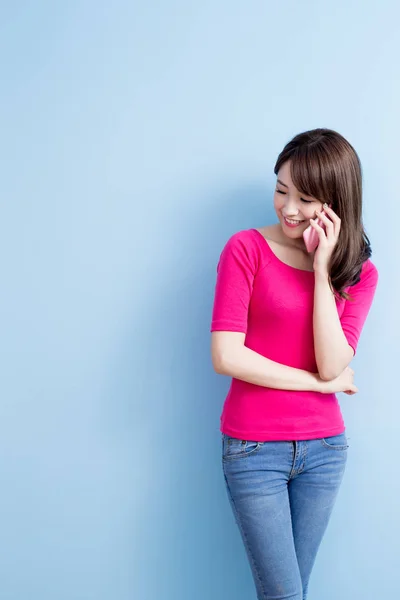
[275,189,313,203]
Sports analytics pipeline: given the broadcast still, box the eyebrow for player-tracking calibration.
[277,179,288,188]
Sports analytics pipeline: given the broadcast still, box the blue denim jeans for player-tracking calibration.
[222,432,349,600]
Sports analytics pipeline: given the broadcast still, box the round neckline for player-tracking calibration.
[251,228,315,274]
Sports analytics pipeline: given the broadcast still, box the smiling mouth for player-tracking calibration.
[284,217,306,224]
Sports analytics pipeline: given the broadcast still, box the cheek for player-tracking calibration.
[273,194,284,211]
[303,206,315,218]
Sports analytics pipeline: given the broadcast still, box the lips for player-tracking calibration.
[284,217,305,223]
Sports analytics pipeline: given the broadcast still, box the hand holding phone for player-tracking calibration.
[303,205,331,253]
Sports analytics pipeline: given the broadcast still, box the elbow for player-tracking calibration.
[213,359,225,374]
[211,332,245,376]
[318,364,347,381]
[212,350,236,376]
[319,369,339,381]
[318,346,355,381]
[212,353,228,375]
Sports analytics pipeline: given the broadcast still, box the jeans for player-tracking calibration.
[222,431,349,600]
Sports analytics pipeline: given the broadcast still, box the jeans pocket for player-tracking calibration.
[222,434,263,461]
[320,432,349,451]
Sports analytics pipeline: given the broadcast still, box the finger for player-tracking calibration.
[315,210,333,227]
[344,384,358,394]
[309,219,326,237]
[322,203,341,223]
[322,204,341,234]
[315,211,334,238]
[315,209,337,239]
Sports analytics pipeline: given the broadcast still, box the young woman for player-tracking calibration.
[210,128,379,600]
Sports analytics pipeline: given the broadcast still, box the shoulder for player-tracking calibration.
[224,227,259,243]
[217,228,269,272]
[223,226,278,248]
[352,258,379,288]
[363,257,378,276]
[221,228,263,252]
[343,258,379,302]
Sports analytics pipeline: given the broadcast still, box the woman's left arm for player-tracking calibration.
[309,204,378,381]
[313,271,354,380]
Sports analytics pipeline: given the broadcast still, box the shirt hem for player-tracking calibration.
[220,424,346,442]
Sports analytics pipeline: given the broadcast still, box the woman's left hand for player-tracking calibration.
[309,203,341,276]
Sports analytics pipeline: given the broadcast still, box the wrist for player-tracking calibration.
[314,269,330,282]
[312,372,328,393]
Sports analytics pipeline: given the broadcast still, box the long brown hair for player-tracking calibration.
[274,128,372,300]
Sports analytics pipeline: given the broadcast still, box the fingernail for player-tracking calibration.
[323,202,329,208]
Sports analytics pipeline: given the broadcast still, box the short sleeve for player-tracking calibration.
[210,231,260,334]
[339,260,379,356]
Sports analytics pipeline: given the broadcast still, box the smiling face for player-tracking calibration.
[274,160,325,247]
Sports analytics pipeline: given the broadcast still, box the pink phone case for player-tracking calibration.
[303,208,328,253]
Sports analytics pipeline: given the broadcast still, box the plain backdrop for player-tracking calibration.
[0,1,398,599]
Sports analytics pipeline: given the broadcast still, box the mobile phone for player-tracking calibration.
[303,208,328,253]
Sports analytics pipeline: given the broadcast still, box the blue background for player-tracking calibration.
[1,1,397,598]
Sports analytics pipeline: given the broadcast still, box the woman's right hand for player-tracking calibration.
[318,366,358,395]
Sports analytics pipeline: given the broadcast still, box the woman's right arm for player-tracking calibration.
[211,331,356,394]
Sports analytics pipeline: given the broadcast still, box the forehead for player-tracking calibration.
[277,161,294,185]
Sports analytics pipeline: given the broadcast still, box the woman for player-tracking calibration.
[210,128,379,600]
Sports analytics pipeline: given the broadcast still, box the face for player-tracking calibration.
[274,160,325,246]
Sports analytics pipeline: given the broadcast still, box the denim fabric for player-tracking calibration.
[222,432,349,600]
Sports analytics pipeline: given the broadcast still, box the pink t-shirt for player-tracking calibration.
[210,228,379,441]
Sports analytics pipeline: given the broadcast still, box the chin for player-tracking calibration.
[280,220,306,235]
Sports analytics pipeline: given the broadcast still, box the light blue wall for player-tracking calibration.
[1,2,397,599]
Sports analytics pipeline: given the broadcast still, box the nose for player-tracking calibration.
[283,196,304,215]
[284,205,301,217]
